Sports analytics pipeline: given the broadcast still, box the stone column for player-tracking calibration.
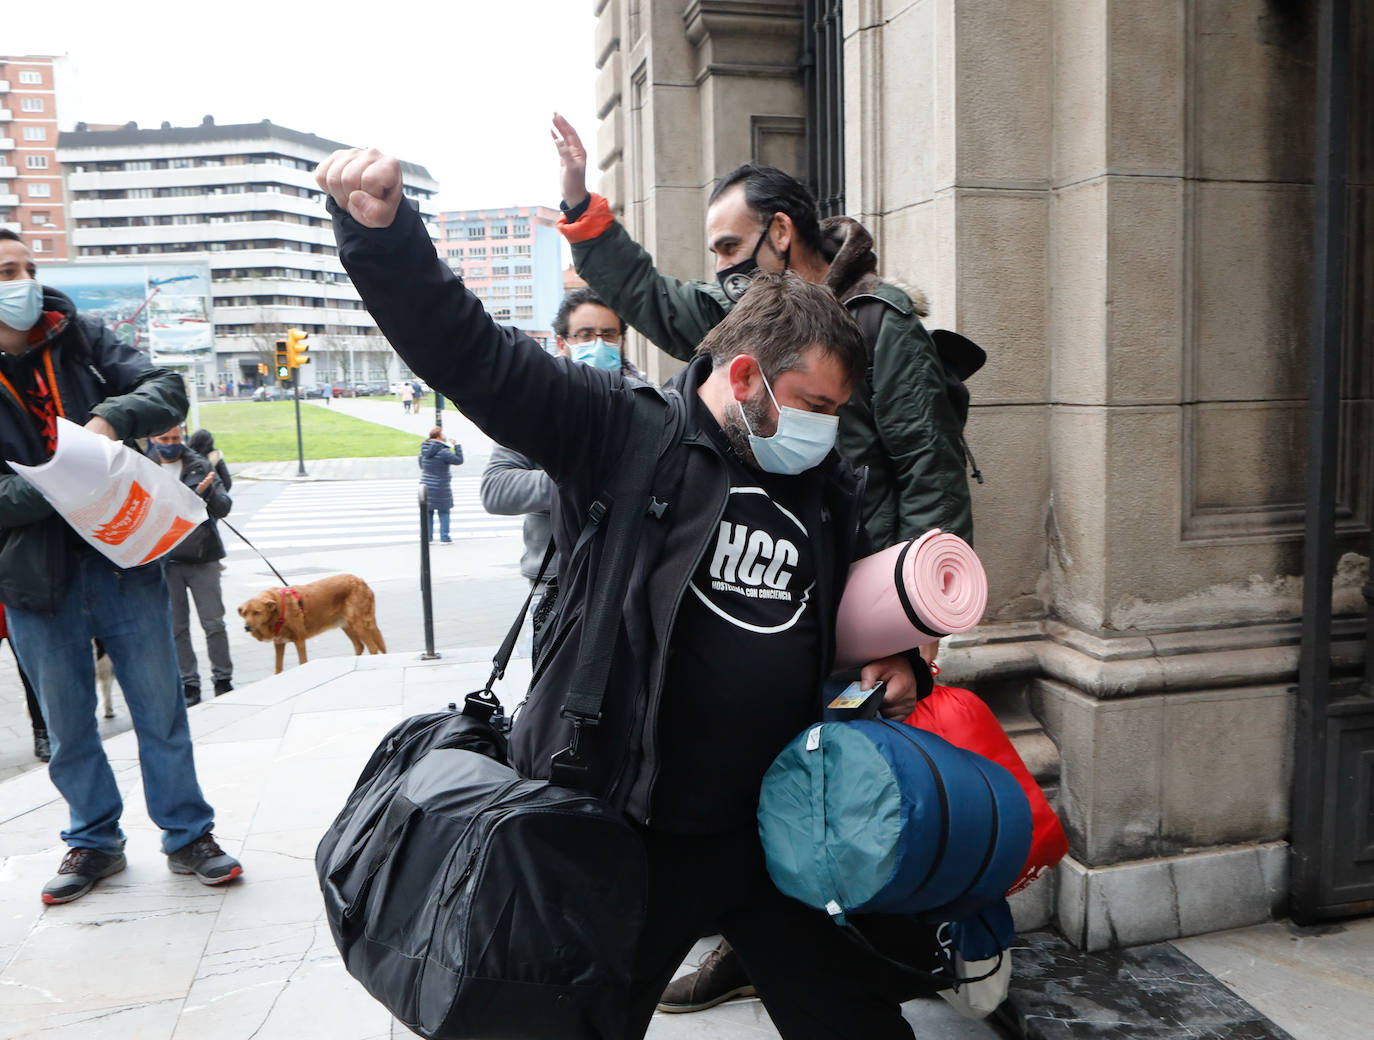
[597,0,1371,950]
[851,0,1370,949]
[593,0,805,383]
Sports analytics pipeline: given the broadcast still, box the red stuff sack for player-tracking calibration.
[905,685,1067,894]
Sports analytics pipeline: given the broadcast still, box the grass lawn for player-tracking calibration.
[197,402,420,462]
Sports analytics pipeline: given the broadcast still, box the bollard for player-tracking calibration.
[418,486,440,660]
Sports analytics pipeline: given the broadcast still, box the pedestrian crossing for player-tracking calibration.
[223,476,523,555]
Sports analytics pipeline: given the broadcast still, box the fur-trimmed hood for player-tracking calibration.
[819,215,930,317]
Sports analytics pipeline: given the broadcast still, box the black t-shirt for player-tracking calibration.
[651,391,825,833]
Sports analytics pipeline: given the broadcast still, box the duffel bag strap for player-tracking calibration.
[552,388,667,787]
[482,539,558,693]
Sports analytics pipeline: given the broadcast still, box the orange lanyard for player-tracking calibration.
[0,346,67,418]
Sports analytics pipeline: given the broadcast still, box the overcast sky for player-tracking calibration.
[8,0,600,213]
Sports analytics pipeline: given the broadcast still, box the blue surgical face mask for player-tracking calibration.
[738,368,838,475]
[570,338,622,372]
[153,442,184,460]
[0,279,43,332]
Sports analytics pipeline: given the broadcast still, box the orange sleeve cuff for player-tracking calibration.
[558,193,615,244]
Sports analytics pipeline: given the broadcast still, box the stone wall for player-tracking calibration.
[593,0,1372,949]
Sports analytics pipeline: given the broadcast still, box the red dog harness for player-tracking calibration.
[273,587,304,637]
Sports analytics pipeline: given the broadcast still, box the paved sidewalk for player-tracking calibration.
[0,648,1368,1039]
[0,649,1003,1040]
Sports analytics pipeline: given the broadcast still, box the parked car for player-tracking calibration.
[251,385,284,401]
[298,384,324,399]
[355,381,387,396]
[330,382,356,398]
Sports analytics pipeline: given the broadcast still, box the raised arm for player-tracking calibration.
[552,115,727,361]
[317,148,640,490]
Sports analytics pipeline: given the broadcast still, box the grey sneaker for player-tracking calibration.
[42,846,126,904]
[657,940,757,1013]
[167,832,243,885]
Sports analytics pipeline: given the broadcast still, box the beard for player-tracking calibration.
[722,390,775,470]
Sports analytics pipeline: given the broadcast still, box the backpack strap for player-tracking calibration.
[551,386,672,787]
[848,295,987,485]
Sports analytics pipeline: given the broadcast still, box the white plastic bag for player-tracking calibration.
[938,949,1012,1020]
[8,416,206,568]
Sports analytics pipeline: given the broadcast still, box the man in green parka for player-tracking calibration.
[551,115,976,1012]
[551,114,973,550]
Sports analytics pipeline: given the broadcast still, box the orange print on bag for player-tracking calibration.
[138,515,196,564]
[92,482,152,546]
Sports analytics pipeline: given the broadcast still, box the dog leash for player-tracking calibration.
[219,517,291,588]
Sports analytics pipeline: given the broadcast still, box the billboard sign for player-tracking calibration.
[40,261,214,365]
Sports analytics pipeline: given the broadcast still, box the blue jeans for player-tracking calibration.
[7,552,214,855]
[428,508,451,541]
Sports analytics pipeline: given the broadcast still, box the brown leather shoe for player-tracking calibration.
[656,940,757,1013]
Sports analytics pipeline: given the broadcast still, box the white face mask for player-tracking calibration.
[738,368,838,475]
[0,279,42,332]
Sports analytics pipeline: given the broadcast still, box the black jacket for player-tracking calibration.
[0,288,188,613]
[153,448,231,565]
[332,199,870,823]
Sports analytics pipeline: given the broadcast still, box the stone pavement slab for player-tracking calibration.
[999,931,1294,1040]
[1175,918,1374,1040]
[0,649,1002,1040]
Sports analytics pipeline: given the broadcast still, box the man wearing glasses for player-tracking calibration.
[480,288,643,660]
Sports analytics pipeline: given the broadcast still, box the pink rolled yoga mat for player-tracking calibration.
[833,530,987,669]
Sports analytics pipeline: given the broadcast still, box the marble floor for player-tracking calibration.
[0,650,1002,1040]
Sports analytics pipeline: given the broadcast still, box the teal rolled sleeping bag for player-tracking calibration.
[758,719,1032,925]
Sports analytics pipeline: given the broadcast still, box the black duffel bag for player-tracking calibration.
[316,700,646,1039]
[316,389,669,1039]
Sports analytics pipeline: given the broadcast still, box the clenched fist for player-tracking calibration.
[315,148,404,228]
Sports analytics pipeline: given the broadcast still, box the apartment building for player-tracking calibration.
[56,118,438,391]
[434,205,563,349]
[0,55,69,260]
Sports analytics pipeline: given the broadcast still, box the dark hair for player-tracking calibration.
[189,429,214,454]
[0,229,22,243]
[552,287,627,339]
[695,272,866,386]
[708,162,824,257]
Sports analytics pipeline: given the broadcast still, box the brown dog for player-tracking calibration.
[238,574,387,674]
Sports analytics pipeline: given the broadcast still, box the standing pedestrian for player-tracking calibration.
[149,425,235,705]
[481,286,639,661]
[418,426,463,543]
[0,227,243,903]
[322,381,333,406]
[188,428,231,491]
[317,150,938,1040]
[400,380,413,414]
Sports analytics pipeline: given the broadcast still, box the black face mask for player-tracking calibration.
[716,219,785,303]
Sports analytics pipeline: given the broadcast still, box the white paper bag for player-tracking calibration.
[938,950,1012,1019]
[8,417,207,568]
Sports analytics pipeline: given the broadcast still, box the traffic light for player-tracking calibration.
[257,362,268,376]
[274,339,288,378]
[286,328,310,368]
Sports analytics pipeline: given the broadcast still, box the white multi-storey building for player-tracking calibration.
[57,117,437,392]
